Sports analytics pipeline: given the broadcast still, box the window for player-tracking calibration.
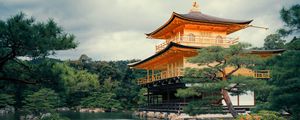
[216,35,223,43]
[188,33,195,41]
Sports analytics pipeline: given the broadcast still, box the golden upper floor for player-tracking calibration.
[146,2,252,52]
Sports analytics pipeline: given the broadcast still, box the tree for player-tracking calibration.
[285,37,300,50]
[176,43,265,117]
[0,93,15,108]
[278,4,300,36]
[51,63,99,107]
[262,4,300,120]
[263,34,286,50]
[0,12,77,84]
[22,88,60,116]
[266,51,300,119]
[80,79,122,111]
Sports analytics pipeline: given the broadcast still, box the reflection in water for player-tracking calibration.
[1,112,141,120]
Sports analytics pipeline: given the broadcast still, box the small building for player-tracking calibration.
[129,2,283,113]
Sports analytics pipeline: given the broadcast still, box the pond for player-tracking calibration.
[1,112,141,120]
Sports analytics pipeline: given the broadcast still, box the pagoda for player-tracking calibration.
[129,2,283,113]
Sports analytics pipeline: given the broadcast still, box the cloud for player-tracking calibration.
[0,0,299,60]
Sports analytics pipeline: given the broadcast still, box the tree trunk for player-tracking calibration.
[222,74,238,118]
[222,89,238,118]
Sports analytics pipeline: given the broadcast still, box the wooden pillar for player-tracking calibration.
[237,95,240,106]
[167,90,170,102]
[175,62,177,76]
[147,88,150,106]
[147,70,149,82]
[171,63,174,77]
[152,69,154,81]
[254,92,256,106]
[178,32,181,41]
[150,95,152,104]
[167,64,169,78]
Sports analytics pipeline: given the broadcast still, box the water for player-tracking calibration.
[61,111,140,120]
[1,112,141,120]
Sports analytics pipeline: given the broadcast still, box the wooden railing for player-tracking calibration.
[137,69,270,85]
[137,67,183,85]
[253,70,270,78]
[156,35,239,52]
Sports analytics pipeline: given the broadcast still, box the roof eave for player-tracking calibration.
[146,12,252,38]
[128,42,200,68]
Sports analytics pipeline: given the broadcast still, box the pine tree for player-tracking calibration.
[176,43,267,117]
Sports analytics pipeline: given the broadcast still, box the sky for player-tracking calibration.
[0,0,299,61]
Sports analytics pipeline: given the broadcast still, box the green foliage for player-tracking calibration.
[51,62,99,107]
[136,88,147,106]
[80,92,121,110]
[0,12,77,59]
[267,50,300,119]
[176,88,198,98]
[69,58,144,109]
[53,63,99,94]
[236,110,286,120]
[285,37,300,50]
[22,88,60,116]
[278,4,300,36]
[80,79,122,110]
[257,110,286,120]
[251,84,275,113]
[177,43,265,116]
[0,93,15,108]
[0,12,143,114]
[0,13,77,85]
[263,34,285,50]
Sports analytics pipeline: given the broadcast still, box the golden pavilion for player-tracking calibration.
[129,2,284,113]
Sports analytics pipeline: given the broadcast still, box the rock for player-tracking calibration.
[41,113,51,119]
[0,110,5,114]
[57,107,70,111]
[176,113,192,120]
[154,112,161,118]
[93,108,105,113]
[142,111,147,118]
[159,112,168,119]
[0,106,15,115]
[168,113,178,120]
[147,111,155,118]
[79,108,88,112]
[79,108,105,113]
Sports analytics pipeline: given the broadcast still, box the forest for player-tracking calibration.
[0,3,299,120]
[0,13,147,119]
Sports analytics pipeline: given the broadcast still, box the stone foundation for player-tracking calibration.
[0,106,15,115]
[134,111,234,120]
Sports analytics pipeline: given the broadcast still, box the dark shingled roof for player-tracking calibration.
[177,11,253,24]
[146,11,253,37]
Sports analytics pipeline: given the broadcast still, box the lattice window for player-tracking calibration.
[216,35,223,43]
[188,33,195,41]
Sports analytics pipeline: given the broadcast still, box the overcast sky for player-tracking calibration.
[0,0,299,61]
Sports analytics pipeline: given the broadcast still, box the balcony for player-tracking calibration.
[137,68,270,85]
[155,35,239,52]
[137,67,183,85]
[253,70,270,78]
